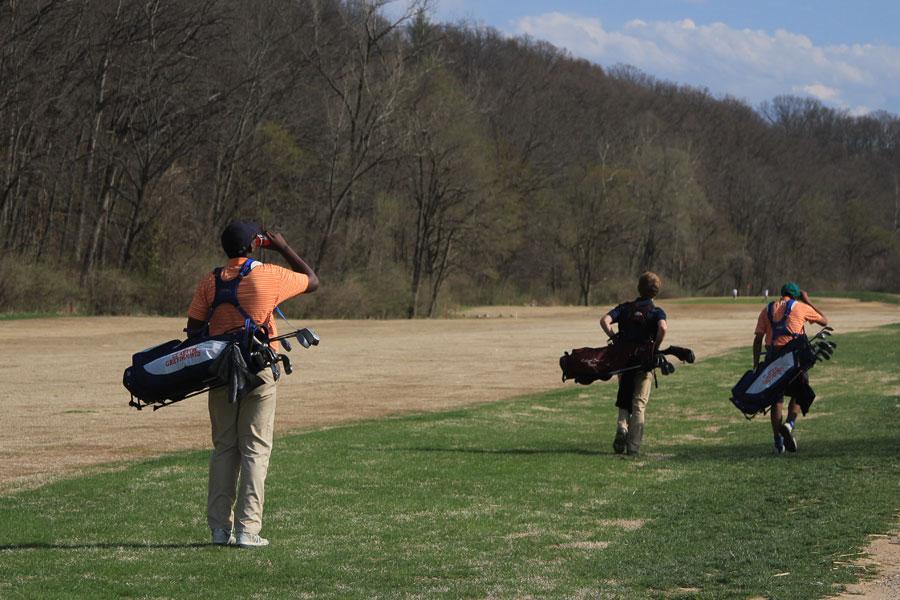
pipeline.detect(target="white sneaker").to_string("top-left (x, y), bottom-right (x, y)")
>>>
top-left (779, 422), bottom-right (798, 452)
top-left (211, 528), bottom-right (235, 545)
top-left (235, 531), bottom-right (270, 548)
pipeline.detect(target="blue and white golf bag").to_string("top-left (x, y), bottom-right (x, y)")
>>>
top-left (123, 258), bottom-right (319, 410)
top-left (730, 330), bottom-right (834, 419)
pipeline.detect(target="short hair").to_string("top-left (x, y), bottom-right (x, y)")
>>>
top-left (638, 272), bottom-right (661, 298)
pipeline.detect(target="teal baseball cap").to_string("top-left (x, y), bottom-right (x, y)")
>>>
top-left (781, 282), bottom-right (801, 299)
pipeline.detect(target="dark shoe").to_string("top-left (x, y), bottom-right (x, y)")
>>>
top-left (211, 528), bottom-right (234, 545)
top-left (779, 422), bottom-right (797, 452)
top-left (773, 435), bottom-right (785, 455)
top-left (613, 428), bottom-right (627, 454)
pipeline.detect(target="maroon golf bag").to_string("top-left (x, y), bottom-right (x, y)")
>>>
top-left (560, 341), bottom-right (695, 385)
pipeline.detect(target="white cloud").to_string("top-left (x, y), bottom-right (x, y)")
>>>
top-left (515, 13), bottom-right (680, 70)
top-left (796, 83), bottom-right (840, 102)
top-left (509, 13), bottom-right (900, 115)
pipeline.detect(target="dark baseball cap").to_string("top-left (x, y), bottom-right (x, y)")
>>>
top-left (221, 220), bottom-right (261, 258)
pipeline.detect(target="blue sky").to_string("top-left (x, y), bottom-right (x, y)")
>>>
top-left (407, 0), bottom-right (900, 115)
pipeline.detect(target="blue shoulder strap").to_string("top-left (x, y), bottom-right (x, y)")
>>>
top-left (767, 299), bottom-right (794, 323)
top-left (768, 299), bottom-right (799, 346)
top-left (204, 259), bottom-right (258, 334)
top-left (783, 298), bottom-right (794, 318)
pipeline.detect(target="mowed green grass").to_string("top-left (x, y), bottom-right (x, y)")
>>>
top-left (668, 291), bottom-right (900, 306)
top-left (816, 291), bottom-right (900, 305)
top-left (1, 327), bottom-right (898, 599)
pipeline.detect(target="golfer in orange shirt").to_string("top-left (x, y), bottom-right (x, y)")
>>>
top-left (187, 221), bottom-right (319, 548)
top-left (752, 283), bottom-right (828, 454)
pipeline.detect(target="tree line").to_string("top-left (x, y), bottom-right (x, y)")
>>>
top-left (2, 0), bottom-right (898, 318)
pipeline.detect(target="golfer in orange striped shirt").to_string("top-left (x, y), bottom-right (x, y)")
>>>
top-left (187, 221), bottom-right (318, 548)
top-left (752, 283), bottom-right (827, 454)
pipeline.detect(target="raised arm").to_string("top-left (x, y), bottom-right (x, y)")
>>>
top-left (799, 290), bottom-right (827, 325)
top-left (266, 231), bottom-right (319, 293)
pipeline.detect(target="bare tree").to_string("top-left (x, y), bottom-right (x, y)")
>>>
top-left (299, 0), bottom-right (426, 271)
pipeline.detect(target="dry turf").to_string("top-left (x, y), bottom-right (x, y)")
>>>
top-left (1, 297), bottom-right (898, 493)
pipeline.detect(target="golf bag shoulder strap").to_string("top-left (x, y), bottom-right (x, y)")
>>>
top-left (767, 299), bottom-right (800, 346)
top-left (622, 299), bottom-right (655, 322)
top-left (620, 299), bottom-right (659, 344)
top-left (205, 258), bottom-right (257, 327)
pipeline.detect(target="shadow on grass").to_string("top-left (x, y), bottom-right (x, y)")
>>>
top-left (665, 436), bottom-right (899, 462)
top-left (373, 446), bottom-right (603, 456)
top-left (369, 436), bottom-right (897, 462)
top-left (0, 542), bottom-right (213, 551)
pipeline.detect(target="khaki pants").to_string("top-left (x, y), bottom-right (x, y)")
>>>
top-left (207, 369), bottom-right (277, 534)
top-left (616, 371), bottom-right (653, 453)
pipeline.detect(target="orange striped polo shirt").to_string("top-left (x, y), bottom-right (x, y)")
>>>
top-left (754, 297), bottom-right (825, 348)
top-left (188, 258), bottom-right (309, 348)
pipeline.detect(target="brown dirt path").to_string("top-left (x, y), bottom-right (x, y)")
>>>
top-left (828, 527), bottom-right (900, 599)
top-left (1, 298), bottom-right (897, 492)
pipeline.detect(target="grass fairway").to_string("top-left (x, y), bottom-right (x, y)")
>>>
top-left (1, 327), bottom-right (898, 599)
top-left (817, 291), bottom-right (900, 305)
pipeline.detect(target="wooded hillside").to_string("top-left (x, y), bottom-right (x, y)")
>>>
top-left (2, 0), bottom-right (898, 317)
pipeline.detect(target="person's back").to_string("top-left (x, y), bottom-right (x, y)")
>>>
top-left (610, 297), bottom-right (666, 346)
top-left (755, 296), bottom-right (824, 351)
top-left (189, 260), bottom-right (309, 349)
top-left (600, 272), bottom-right (668, 456)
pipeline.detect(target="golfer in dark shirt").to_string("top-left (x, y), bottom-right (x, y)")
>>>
top-left (600, 272), bottom-right (668, 455)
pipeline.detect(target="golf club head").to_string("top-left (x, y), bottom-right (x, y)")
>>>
top-left (664, 345), bottom-right (695, 364)
top-left (816, 351), bottom-right (832, 361)
top-left (281, 337), bottom-right (293, 352)
top-left (811, 326), bottom-right (833, 341)
top-left (814, 342), bottom-right (834, 354)
top-left (298, 328), bottom-right (320, 347)
top-left (295, 333), bottom-right (311, 349)
top-left (279, 354), bottom-right (293, 375)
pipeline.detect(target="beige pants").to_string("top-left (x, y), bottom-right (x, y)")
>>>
top-left (616, 371), bottom-right (653, 453)
top-left (207, 369), bottom-right (277, 534)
